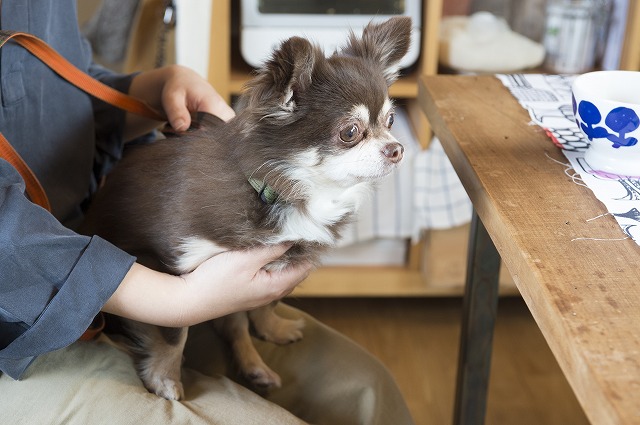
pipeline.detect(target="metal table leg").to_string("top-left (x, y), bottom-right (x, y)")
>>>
top-left (453, 210), bottom-right (501, 425)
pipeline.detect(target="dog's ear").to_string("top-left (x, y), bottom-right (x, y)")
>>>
top-left (270, 36), bottom-right (316, 107)
top-left (340, 17), bottom-right (412, 85)
top-left (243, 36), bottom-right (317, 116)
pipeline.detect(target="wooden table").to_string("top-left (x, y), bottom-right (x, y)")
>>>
top-left (419, 75), bottom-right (640, 425)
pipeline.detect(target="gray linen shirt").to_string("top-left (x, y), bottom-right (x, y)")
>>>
top-left (0, 0), bottom-right (137, 378)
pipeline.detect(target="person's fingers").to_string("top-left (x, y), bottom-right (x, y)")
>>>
top-left (197, 95), bottom-right (235, 122)
top-left (245, 243), bottom-right (293, 267)
top-left (276, 261), bottom-right (314, 286)
top-left (253, 260), bottom-right (314, 298)
top-left (164, 91), bottom-right (235, 131)
top-left (162, 88), bottom-right (191, 132)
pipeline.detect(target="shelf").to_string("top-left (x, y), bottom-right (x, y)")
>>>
top-left (230, 63), bottom-right (419, 99)
top-left (390, 74), bottom-right (419, 98)
top-left (291, 266), bottom-right (518, 297)
top-left (292, 267), bottom-right (433, 297)
top-left (289, 224), bottom-right (518, 298)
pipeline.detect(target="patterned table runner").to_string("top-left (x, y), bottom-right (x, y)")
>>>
top-left (498, 74), bottom-right (640, 245)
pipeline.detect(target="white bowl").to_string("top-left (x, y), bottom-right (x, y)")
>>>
top-left (572, 71), bottom-right (640, 178)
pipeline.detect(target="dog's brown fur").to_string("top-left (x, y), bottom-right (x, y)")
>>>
top-left (81, 17), bottom-right (412, 400)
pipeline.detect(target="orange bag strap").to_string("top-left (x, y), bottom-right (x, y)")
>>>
top-left (0, 30), bottom-right (166, 211)
top-left (0, 132), bottom-right (52, 210)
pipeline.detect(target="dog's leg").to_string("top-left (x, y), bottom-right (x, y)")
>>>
top-left (248, 301), bottom-right (305, 345)
top-left (124, 321), bottom-right (188, 400)
top-left (214, 312), bottom-right (282, 389)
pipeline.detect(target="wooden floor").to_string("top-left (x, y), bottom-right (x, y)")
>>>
top-left (287, 296), bottom-right (590, 425)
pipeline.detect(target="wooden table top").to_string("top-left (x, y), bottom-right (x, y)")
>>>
top-left (419, 75), bottom-right (640, 425)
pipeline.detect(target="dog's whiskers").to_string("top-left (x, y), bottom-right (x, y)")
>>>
top-left (250, 160), bottom-right (284, 180)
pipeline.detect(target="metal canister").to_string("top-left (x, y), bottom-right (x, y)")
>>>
top-left (543, 0), bottom-right (611, 74)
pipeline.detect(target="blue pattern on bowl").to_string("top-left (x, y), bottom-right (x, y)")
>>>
top-left (572, 94), bottom-right (639, 149)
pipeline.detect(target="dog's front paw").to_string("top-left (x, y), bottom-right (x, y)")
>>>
top-left (244, 364), bottom-right (282, 389)
top-left (255, 317), bottom-right (305, 345)
top-left (146, 376), bottom-right (185, 400)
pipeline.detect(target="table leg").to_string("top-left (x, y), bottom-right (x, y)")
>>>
top-left (453, 210), bottom-right (501, 425)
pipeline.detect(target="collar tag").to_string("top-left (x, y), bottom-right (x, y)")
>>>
top-left (248, 177), bottom-right (279, 205)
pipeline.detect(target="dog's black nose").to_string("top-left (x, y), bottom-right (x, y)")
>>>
top-left (382, 143), bottom-right (404, 163)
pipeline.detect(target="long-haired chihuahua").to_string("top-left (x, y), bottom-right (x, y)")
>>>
top-left (82, 17), bottom-right (412, 400)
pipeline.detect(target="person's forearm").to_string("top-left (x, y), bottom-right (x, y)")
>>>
top-left (102, 263), bottom-right (191, 327)
top-left (102, 245), bottom-right (313, 328)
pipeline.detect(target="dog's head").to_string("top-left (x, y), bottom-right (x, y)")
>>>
top-left (237, 17), bottom-right (412, 189)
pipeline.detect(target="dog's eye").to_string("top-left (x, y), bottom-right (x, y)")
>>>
top-left (340, 124), bottom-right (360, 143)
top-left (386, 113), bottom-right (395, 129)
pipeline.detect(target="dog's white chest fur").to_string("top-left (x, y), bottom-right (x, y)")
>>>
top-left (174, 182), bottom-right (370, 273)
top-left (270, 181), bottom-right (370, 244)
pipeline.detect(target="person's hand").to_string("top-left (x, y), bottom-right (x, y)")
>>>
top-left (176, 244), bottom-right (313, 325)
top-left (124, 64), bottom-right (235, 139)
top-left (104, 244), bottom-right (313, 327)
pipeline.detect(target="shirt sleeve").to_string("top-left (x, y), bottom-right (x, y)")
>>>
top-left (0, 161), bottom-right (136, 379)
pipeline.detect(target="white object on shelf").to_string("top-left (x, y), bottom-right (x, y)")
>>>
top-left (439, 12), bottom-right (545, 73)
top-left (239, 0), bottom-right (422, 70)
